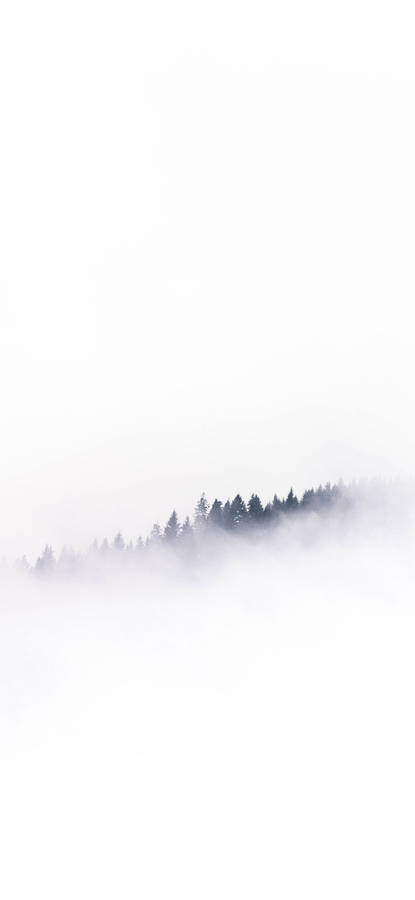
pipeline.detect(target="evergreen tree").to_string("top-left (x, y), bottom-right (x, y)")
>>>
top-left (148, 523), bottom-right (162, 544)
top-left (230, 494), bottom-right (247, 528)
top-left (222, 500), bottom-right (232, 530)
top-left (285, 488), bottom-right (299, 511)
top-left (180, 516), bottom-right (193, 537)
top-left (194, 493), bottom-right (209, 528)
top-left (301, 488), bottom-right (315, 509)
top-left (164, 509), bottom-right (179, 541)
top-left (208, 498), bottom-right (223, 528)
top-left (58, 546), bottom-right (78, 574)
top-left (113, 532), bottom-right (125, 551)
top-left (35, 545), bottom-right (56, 575)
top-left (247, 493), bottom-right (264, 522)
top-left (272, 494), bottom-right (283, 517)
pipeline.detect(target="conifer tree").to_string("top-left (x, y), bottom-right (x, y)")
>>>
top-left (208, 498), bottom-right (223, 528)
top-left (35, 545), bottom-right (56, 575)
top-left (285, 488), bottom-right (299, 511)
top-left (230, 494), bottom-right (247, 528)
top-left (247, 493), bottom-right (264, 522)
top-left (222, 500), bottom-right (232, 530)
top-left (164, 509), bottom-right (179, 541)
top-left (113, 532), bottom-right (125, 551)
top-left (194, 493), bottom-right (209, 528)
top-left (272, 494), bottom-right (282, 517)
top-left (180, 516), bottom-right (193, 537)
top-left (149, 523), bottom-right (162, 544)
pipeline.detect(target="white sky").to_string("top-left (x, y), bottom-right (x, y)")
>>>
top-left (1, 0), bottom-right (415, 557)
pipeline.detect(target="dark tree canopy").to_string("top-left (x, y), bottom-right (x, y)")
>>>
top-left (248, 493), bottom-right (264, 522)
top-left (19, 479), bottom-right (352, 578)
top-left (194, 493), bottom-right (209, 528)
top-left (164, 510), bottom-right (180, 541)
top-left (230, 494), bottom-right (248, 528)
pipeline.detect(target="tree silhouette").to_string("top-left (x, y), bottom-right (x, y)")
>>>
top-left (35, 545), bottom-right (56, 575)
top-left (230, 494), bottom-right (247, 528)
top-left (194, 493), bottom-right (209, 528)
top-left (113, 532), bottom-right (125, 551)
top-left (18, 479), bottom-right (350, 577)
top-left (208, 498), bottom-right (223, 528)
top-left (164, 510), bottom-right (180, 541)
top-left (247, 493), bottom-right (264, 522)
top-left (285, 488), bottom-right (299, 511)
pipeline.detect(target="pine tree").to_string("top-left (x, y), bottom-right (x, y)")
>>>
top-left (222, 500), bottom-right (232, 529)
top-left (285, 488), bottom-right (299, 511)
top-left (208, 498), bottom-right (223, 528)
top-left (164, 509), bottom-right (179, 541)
top-left (35, 545), bottom-right (56, 575)
top-left (194, 493), bottom-right (209, 528)
top-left (272, 494), bottom-right (282, 517)
top-left (301, 488), bottom-right (315, 509)
top-left (230, 494), bottom-right (247, 528)
top-left (113, 532), bottom-right (125, 551)
top-left (180, 516), bottom-right (193, 537)
top-left (149, 523), bottom-right (162, 544)
top-left (247, 493), bottom-right (264, 523)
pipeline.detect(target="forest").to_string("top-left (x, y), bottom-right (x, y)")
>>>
top-left (10, 480), bottom-right (363, 577)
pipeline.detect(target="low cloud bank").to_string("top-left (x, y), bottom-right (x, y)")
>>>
top-left (8, 477), bottom-right (415, 585)
top-left (1, 479), bottom-right (415, 898)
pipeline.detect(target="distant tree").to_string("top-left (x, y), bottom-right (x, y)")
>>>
top-left (322, 482), bottom-right (334, 506)
top-left (230, 494), bottom-right (247, 528)
top-left (301, 488), bottom-right (315, 510)
top-left (113, 532), bottom-right (125, 551)
top-left (148, 523), bottom-right (162, 546)
top-left (135, 536), bottom-right (144, 553)
top-left (35, 545), bottom-right (56, 575)
top-left (263, 502), bottom-right (273, 524)
top-left (285, 488), bottom-right (299, 511)
top-left (180, 516), bottom-right (193, 537)
top-left (208, 499), bottom-right (223, 528)
top-left (222, 499), bottom-right (232, 530)
top-left (100, 538), bottom-right (110, 555)
top-left (272, 494), bottom-right (283, 517)
top-left (247, 493), bottom-right (264, 523)
top-left (164, 509), bottom-right (180, 541)
top-left (194, 493), bottom-right (209, 528)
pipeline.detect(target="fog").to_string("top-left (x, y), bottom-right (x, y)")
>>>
top-left (2, 0), bottom-right (415, 893)
top-left (2, 0), bottom-right (415, 557)
top-left (2, 494), bottom-right (415, 898)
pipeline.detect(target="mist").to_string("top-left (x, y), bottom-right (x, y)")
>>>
top-left (2, 490), bottom-right (415, 898)
top-left (2, 0), bottom-right (415, 558)
top-left (2, 0), bottom-right (415, 894)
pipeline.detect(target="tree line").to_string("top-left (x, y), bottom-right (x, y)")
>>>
top-left (13, 481), bottom-right (348, 576)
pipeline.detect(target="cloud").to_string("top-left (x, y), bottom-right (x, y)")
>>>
top-left (1, 484), bottom-right (415, 897)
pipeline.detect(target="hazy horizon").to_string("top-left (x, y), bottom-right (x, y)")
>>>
top-left (2, 0), bottom-right (415, 896)
top-left (2, 0), bottom-right (415, 557)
